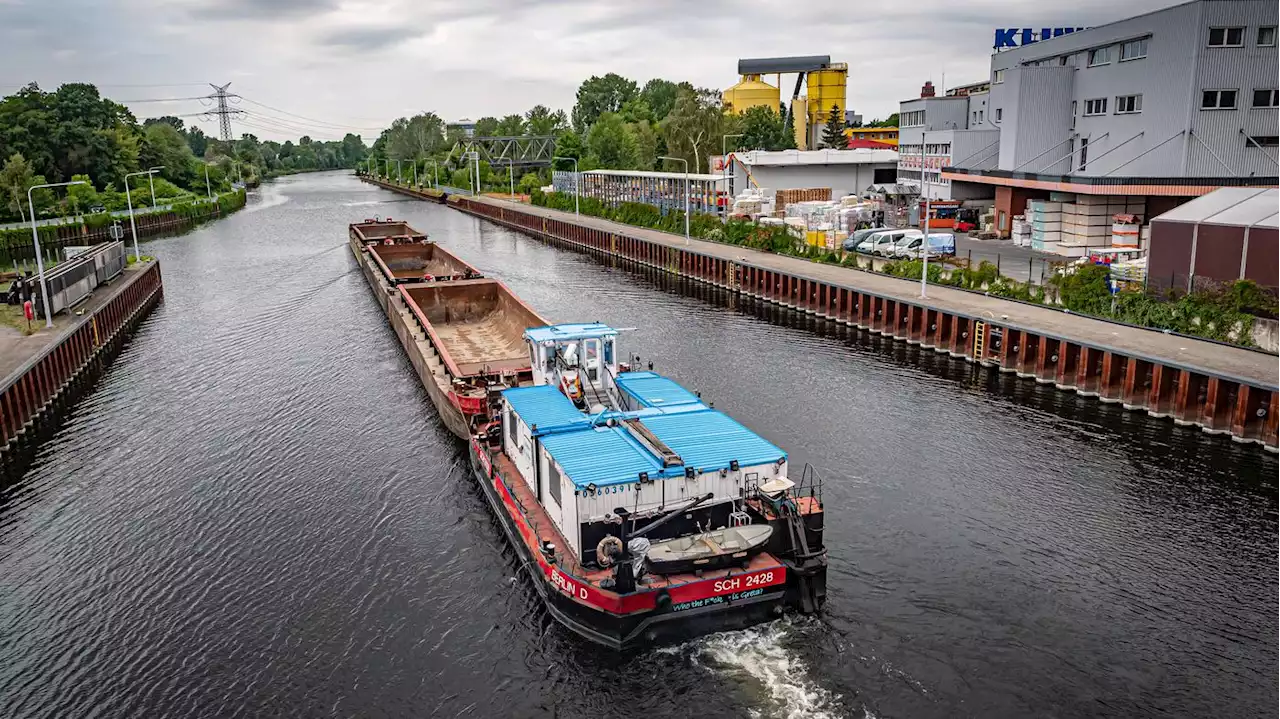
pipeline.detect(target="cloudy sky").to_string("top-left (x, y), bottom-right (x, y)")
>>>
top-left (2, 0), bottom-right (1176, 142)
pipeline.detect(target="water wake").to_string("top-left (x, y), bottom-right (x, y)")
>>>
top-left (686, 618), bottom-right (850, 719)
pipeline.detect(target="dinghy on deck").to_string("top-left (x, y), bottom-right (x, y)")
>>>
top-left (644, 525), bottom-right (774, 575)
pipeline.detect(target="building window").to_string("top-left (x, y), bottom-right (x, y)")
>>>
top-left (1201, 89), bottom-right (1238, 109)
top-left (1087, 47), bottom-right (1110, 66)
top-left (1119, 38), bottom-right (1148, 61)
top-left (978, 110), bottom-right (984, 123)
top-left (1079, 137), bottom-right (1089, 171)
top-left (1084, 98), bottom-right (1107, 116)
top-left (546, 459), bottom-right (562, 507)
top-left (1115, 94), bottom-right (1142, 114)
top-left (995, 108), bottom-right (1003, 122)
top-left (993, 69), bottom-right (1005, 84)
top-left (1253, 89), bottom-right (1279, 107)
top-left (901, 110), bottom-right (925, 127)
top-left (1259, 26), bottom-right (1277, 47)
top-left (1208, 27), bottom-right (1244, 47)
top-left (1246, 135), bottom-right (1280, 148)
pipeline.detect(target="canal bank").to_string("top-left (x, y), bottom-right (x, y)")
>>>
top-left (0, 260), bottom-right (163, 464)
top-left (425, 187), bottom-right (1275, 451)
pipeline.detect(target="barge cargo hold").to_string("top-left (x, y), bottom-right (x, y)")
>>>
top-left (471, 324), bottom-right (827, 649)
top-left (348, 219), bottom-right (543, 438)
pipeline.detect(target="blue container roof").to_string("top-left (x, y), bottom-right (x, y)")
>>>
top-left (641, 409), bottom-right (786, 473)
top-left (614, 371), bottom-right (704, 409)
top-left (539, 425), bottom-right (673, 488)
top-left (524, 323), bottom-right (617, 343)
top-left (502, 385), bottom-right (587, 432)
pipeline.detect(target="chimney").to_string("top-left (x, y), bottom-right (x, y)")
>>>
top-left (920, 80), bottom-right (936, 98)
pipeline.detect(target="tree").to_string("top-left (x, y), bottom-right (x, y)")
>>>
top-left (144, 116), bottom-right (185, 132)
top-left (474, 117), bottom-right (499, 136)
top-left (553, 130), bottom-right (585, 166)
top-left (140, 122), bottom-right (196, 188)
top-left (821, 103), bottom-right (845, 149)
top-left (185, 126), bottom-right (208, 157)
top-left (571, 73), bottom-right (638, 132)
top-left (496, 114), bottom-right (526, 136)
top-left (639, 79), bottom-right (686, 121)
top-left (629, 120), bottom-right (658, 170)
top-left (867, 113), bottom-right (899, 128)
top-left (525, 105), bottom-right (567, 136)
top-left (65, 173), bottom-right (98, 215)
top-left (779, 110), bottom-right (798, 150)
top-left (660, 86), bottom-right (725, 173)
top-left (0, 153), bottom-right (34, 221)
top-left (585, 112), bottom-right (638, 169)
top-left (738, 105), bottom-right (786, 151)
top-left (619, 98), bottom-right (654, 125)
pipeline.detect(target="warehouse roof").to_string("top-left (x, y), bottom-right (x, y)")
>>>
top-left (735, 148), bottom-right (898, 167)
top-left (1152, 188), bottom-right (1279, 229)
top-left (583, 169), bottom-right (726, 182)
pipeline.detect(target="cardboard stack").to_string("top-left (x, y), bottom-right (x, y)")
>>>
top-left (1054, 194), bottom-right (1147, 256)
top-left (1011, 216), bottom-right (1032, 246)
top-left (1112, 213), bottom-right (1141, 247)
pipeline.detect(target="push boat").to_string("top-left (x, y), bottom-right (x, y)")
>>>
top-left (349, 219), bottom-right (827, 649)
top-left (472, 324), bottom-right (828, 649)
top-left (349, 218), bottom-right (544, 438)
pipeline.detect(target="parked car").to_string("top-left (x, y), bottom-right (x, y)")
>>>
top-left (860, 227), bottom-right (911, 255)
top-left (898, 233), bottom-right (957, 259)
top-left (880, 229), bottom-right (921, 257)
top-left (842, 226), bottom-right (889, 252)
top-left (89, 205), bottom-right (106, 214)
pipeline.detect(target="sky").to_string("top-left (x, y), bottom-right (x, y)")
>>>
top-left (1, 0), bottom-right (1179, 143)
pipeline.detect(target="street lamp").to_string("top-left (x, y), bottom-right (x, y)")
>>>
top-left (396, 159), bottom-right (403, 184)
top-left (148, 166), bottom-right (164, 209)
top-left (721, 133), bottom-right (744, 221)
top-left (659, 156), bottom-right (690, 245)
top-left (412, 161), bottom-right (418, 187)
top-left (204, 163), bottom-right (212, 200)
top-left (508, 163), bottom-right (515, 199)
top-left (919, 133), bottom-right (931, 299)
top-left (384, 158), bottom-right (391, 179)
top-left (124, 168), bottom-right (160, 264)
top-left (27, 180), bottom-right (86, 328)
top-left (430, 159), bottom-right (440, 188)
top-left (552, 156), bottom-right (579, 215)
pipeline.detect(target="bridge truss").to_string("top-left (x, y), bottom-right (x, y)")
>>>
top-left (451, 135), bottom-right (557, 168)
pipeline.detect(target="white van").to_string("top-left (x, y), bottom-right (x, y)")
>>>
top-left (874, 229), bottom-right (922, 257)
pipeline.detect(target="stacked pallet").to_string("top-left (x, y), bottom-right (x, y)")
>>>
top-left (775, 188), bottom-right (832, 210)
top-left (1056, 195), bottom-right (1147, 256)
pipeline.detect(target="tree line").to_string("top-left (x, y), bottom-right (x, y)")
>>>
top-left (0, 82), bottom-right (369, 223)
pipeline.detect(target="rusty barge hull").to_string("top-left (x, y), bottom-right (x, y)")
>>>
top-left (441, 195), bottom-right (1279, 452)
top-left (349, 221), bottom-right (544, 438)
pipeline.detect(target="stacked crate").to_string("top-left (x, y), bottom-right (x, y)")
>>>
top-left (775, 188), bottom-right (833, 211)
top-left (1026, 200), bottom-right (1062, 252)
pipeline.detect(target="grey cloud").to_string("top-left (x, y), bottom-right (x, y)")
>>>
top-left (189, 0), bottom-right (341, 20)
top-left (315, 26), bottom-right (421, 52)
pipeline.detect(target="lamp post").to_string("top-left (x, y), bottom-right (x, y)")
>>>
top-left (431, 159), bottom-right (440, 187)
top-left (659, 156), bottom-right (690, 245)
top-left (551, 156), bottom-right (579, 216)
top-left (384, 158), bottom-right (391, 179)
top-left (412, 161), bottom-right (418, 187)
top-left (721, 133), bottom-right (743, 222)
top-left (508, 163), bottom-right (515, 198)
top-left (27, 180), bottom-right (86, 328)
top-left (204, 164), bottom-right (212, 200)
top-left (124, 168), bottom-right (160, 265)
top-left (148, 166), bottom-right (164, 209)
top-left (919, 133), bottom-right (931, 299)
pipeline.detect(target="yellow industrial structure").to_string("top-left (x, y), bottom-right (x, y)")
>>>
top-left (722, 74), bottom-right (780, 114)
top-left (724, 56), bottom-right (848, 150)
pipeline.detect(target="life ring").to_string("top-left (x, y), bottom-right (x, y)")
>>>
top-left (422, 273), bottom-right (435, 282)
top-left (596, 535), bottom-right (623, 567)
top-left (383, 238), bottom-right (394, 246)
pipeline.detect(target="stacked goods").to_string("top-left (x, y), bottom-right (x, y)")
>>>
top-left (1011, 216), bottom-right (1032, 246)
top-left (775, 188), bottom-right (832, 210)
top-left (1027, 199), bottom-right (1062, 252)
top-left (1112, 213), bottom-right (1141, 247)
top-left (1110, 256), bottom-right (1147, 284)
top-left (732, 189), bottom-right (775, 218)
top-left (1059, 195), bottom-right (1114, 254)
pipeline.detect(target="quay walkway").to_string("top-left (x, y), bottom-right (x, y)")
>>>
top-left (365, 177), bottom-right (1279, 450)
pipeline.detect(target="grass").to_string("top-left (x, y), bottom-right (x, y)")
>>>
top-left (0, 303), bottom-right (38, 335)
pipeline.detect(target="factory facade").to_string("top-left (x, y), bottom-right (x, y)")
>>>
top-left (899, 0), bottom-right (1278, 241)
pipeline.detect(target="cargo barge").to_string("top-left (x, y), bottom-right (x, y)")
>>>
top-left (349, 219), bottom-right (541, 437)
top-left (349, 219), bottom-right (827, 649)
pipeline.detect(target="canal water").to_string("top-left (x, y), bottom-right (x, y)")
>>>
top-left (1, 171), bottom-right (1274, 719)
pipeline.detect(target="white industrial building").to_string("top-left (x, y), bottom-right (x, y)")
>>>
top-left (728, 148), bottom-right (899, 201)
top-left (899, 0), bottom-right (1278, 243)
